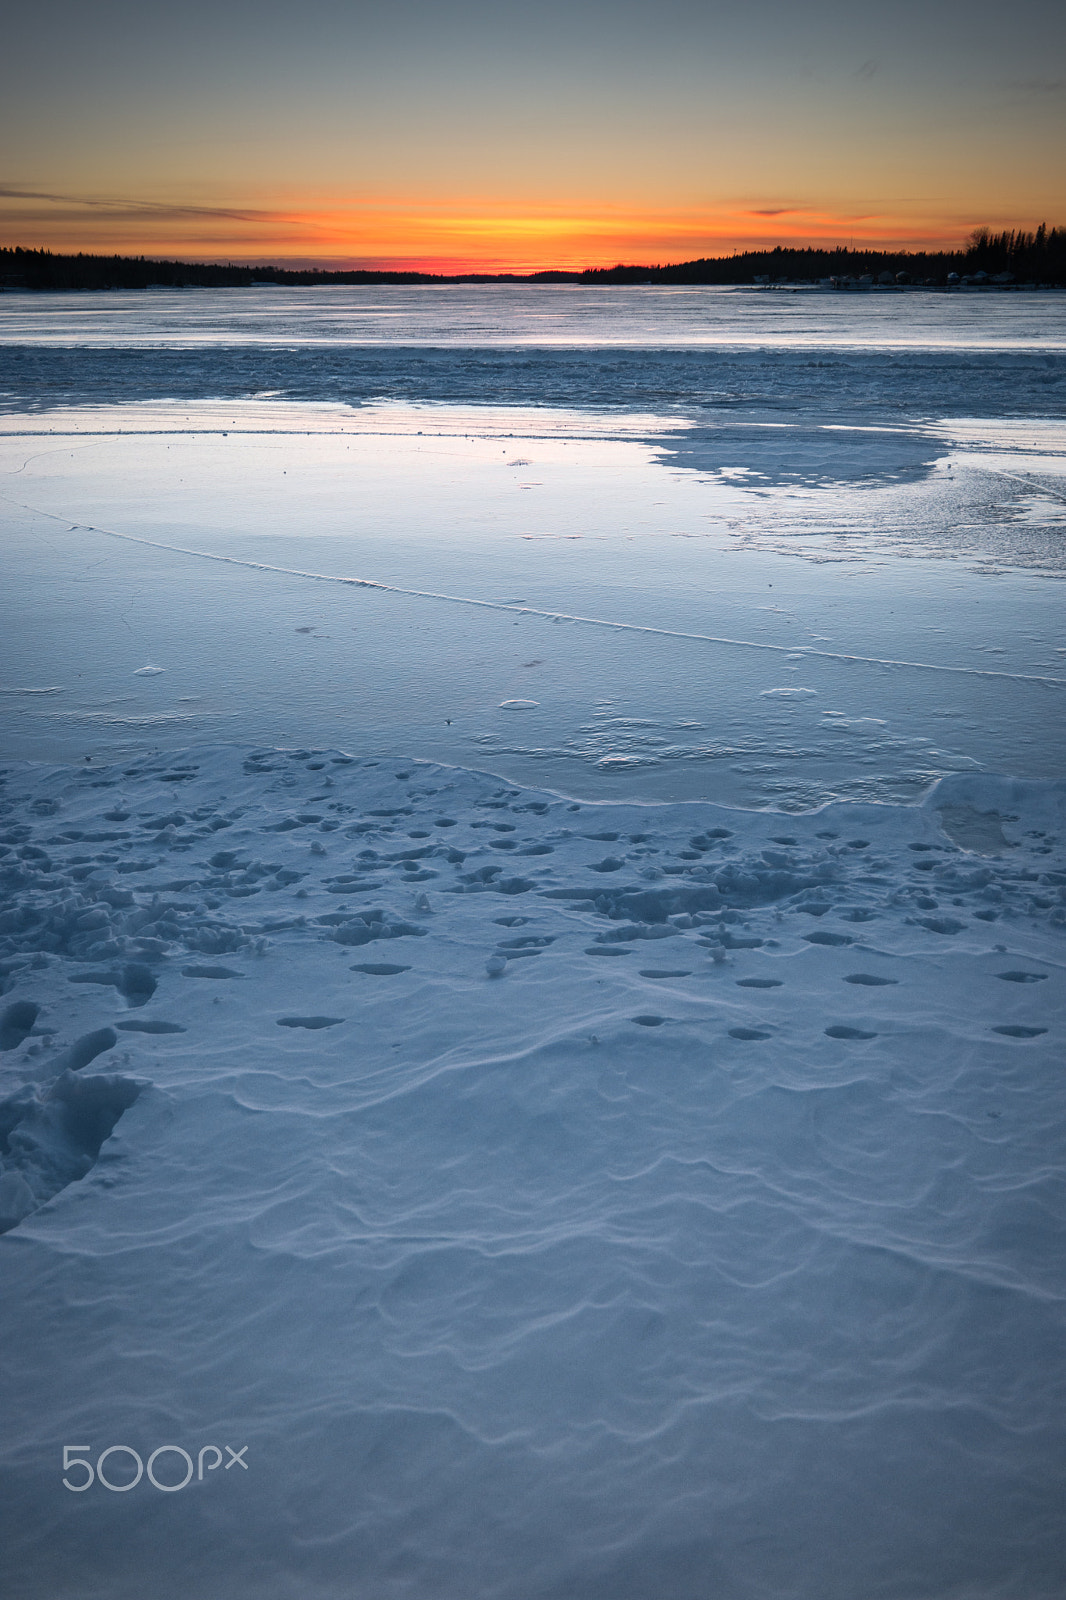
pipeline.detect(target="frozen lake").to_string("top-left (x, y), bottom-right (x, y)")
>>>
top-left (2, 282), bottom-right (1064, 348)
top-left (2, 288), bottom-right (1065, 1600)
top-left (2, 286), bottom-right (1065, 811)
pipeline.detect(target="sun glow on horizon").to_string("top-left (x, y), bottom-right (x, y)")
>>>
top-left (0, 188), bottom-right (1026, 274)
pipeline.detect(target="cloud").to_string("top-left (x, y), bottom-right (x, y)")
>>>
top-left (1007, 78), bottom-right (1066, 93)
top-left (0, 185), bottom-right (265, 223)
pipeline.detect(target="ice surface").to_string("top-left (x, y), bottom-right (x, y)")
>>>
top-left (1, 284), bottom-right (1064, 349)
top-left (1, 396), bottom-right (1063, 810)
top-left (3, 288), bottom-right (1066, 1598)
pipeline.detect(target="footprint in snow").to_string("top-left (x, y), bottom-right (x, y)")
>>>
top-left (992, 1025), bottom-right (1047, 1039)
top-left (729, 1027), bottom-right (772, 1041)
top-left (277, 1016), bottom-right (345, 1029)
top-left (736, 978), bottom-right (782, 988)
top-left (51, 1027), bottom-right (119, 1072)
top-left (115, 1019), bottom-right (187, 1034)
top-left (844, 974), bottom-right (898, 986)
top-left (640, 969), bottom-right (692, 979)
top-left (825, 1025), bottom-right (878, 1040)
top-left (996, 971), bottom-right (1047, 984)
top-left (0, 1001), bottom-right (40, 1051)
top-left (181, 965), bottom-right (243, 979)
top-left (350, 963), bottom-right (411, 976)
top-left (69, 962), bottom-right (157, 1007)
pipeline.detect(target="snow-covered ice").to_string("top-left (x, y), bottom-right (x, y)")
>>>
top-left (2, 287), bottom-right (1065, 1598)
top-left (0, 746), bottom-right (1064, 1598)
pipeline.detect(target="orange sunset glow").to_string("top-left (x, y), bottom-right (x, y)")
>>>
top-left (0, 191), bottom-right (1050, 275)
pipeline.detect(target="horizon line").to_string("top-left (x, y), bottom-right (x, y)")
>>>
top-left (3, 229), bottom-right (1061, 285)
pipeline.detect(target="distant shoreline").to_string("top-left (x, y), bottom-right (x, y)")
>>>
top-left (2, 230), bottom-right (1063, 292)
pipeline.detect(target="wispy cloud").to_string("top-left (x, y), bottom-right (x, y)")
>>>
top-left (0, 185), bottom-right (266, 223)
top-left (1006, 78), bottom-right (1066, 94)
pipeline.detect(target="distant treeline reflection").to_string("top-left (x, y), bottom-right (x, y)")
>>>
top-left (1, 227), bottom-right (1063, 291)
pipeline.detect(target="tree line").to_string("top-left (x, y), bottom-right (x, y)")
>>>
top-left (1, 227), bottom-right (1063, 291)
top-left (583, 227), bottom-right (1066, 285)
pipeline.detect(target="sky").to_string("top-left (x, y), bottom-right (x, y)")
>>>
top-left (2, 0), bottom-right (1064, 272)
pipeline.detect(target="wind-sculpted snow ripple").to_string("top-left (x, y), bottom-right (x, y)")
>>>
top-left (0, 744), bottom-right (1064, 1600)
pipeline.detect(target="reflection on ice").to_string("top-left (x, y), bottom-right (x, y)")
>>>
top-left (654, 419), bottom-right (942, 485)
top-left (1, 395), bottom-right (1064, 810)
